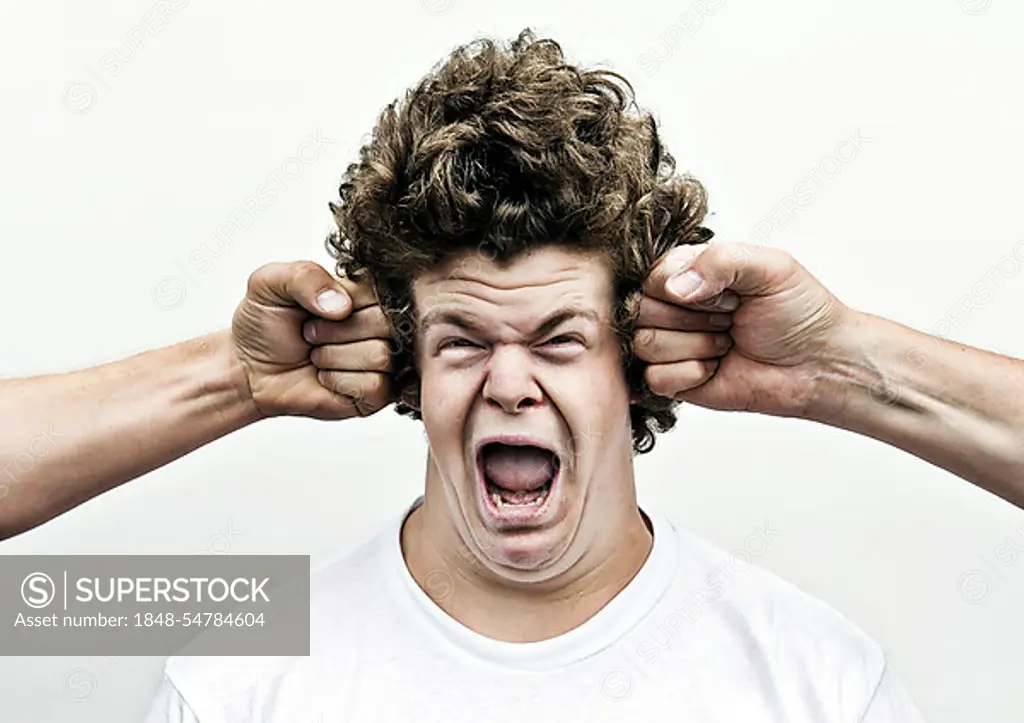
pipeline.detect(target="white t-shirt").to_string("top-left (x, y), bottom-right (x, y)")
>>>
top-left (145, 497), bottom-right (925, 722)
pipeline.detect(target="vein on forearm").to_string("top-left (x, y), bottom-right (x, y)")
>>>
top-left (814, 312), bottom-right (1024, 506)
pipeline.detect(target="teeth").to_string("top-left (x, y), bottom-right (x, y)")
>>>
top-left (490, 489), bottom-right (549, 509)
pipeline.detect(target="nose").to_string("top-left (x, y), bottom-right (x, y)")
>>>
top-left (482, 345), bottom-right (544, 414)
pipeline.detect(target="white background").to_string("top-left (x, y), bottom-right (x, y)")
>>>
top-left (1, 0), bottom-right (1023, 720)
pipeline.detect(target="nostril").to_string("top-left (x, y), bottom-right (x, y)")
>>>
top-left (482, 366), bottom-right (544, 412)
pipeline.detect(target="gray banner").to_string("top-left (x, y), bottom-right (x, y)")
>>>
top-left (0, 555), bottom-right (309, 655)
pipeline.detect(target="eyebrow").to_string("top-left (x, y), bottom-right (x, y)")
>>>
top-left (419, 305), bottom-right (601, 339)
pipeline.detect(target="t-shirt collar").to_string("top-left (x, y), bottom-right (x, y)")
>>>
top-left (386, 495), bottom-right (679, 671)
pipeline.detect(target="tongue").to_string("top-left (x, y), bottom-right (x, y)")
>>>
top-left (483, 445), bottom-right (553, 491)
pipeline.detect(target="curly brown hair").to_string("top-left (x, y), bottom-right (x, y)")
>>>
top-left (326, 28), bottom-right (713, 454)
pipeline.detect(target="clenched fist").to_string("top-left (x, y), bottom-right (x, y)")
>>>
top-left (231, 261), bottom-right (393, 420)
top-left (636, 241), bottom-right (852, 419)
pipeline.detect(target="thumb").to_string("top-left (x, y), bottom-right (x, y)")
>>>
top-left (246, 261), bottom-right (353, 319)
top-left (644, 243), bottom-right (709, 302)
top-left (650, 242), bottom-right (794, 305)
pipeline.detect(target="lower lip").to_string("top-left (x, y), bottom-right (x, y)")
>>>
top-left (478, 460), bottom-right (560, 527)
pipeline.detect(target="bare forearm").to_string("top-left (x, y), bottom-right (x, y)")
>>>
top-left (810, 310), bottom-right (1024, 507)
top-left (0, 330), bottom-right (261, 539)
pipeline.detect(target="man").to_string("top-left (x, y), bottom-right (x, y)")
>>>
top-left (142, 30), bottom-right (931, 722)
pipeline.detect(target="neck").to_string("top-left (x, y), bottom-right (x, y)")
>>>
top-left (401, 468), bottom-right (654, 643)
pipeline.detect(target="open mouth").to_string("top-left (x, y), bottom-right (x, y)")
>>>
top-left (477, 440), bottom-right (561, 510)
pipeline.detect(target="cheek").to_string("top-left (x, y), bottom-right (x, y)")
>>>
top-left (558, 346), bottom-right (629, 406)
top-left (418, 362), bottom-right (481, 441)
top-left (549, 354), bottom-right (632, 457)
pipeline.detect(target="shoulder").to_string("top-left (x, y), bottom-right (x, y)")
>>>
top-left (157, 524), bottom-right (395, 722)
top-left (664, 520), bottom-right (888, 715)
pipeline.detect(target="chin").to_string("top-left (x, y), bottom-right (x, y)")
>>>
top-left (474, 523), bottom-right (575, 574)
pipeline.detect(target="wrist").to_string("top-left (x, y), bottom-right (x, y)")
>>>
top-left (803, 307), bottom-right (880, 426)
top-left (201, 330), bottom-right (266, 426)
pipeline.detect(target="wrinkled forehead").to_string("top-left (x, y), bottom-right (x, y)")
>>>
top-left (411, 247), bottom-right (615, 323)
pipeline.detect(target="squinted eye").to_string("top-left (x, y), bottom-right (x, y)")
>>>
top-left (543, 335), bottom-right (582, 347)
top-left (439, 338), bottom-right (481, 351)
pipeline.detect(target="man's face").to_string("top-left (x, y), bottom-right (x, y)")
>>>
top-left (413, 246), bottom-right (636, 579)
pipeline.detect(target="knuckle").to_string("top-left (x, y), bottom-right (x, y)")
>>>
top-left (247, 263), bottom-right (277, 291)
top-left (337, 378), bottom-right (359, 399)
top-left (370, 340), bottom-right (392, 365)
top-left (292, 260), bottom-right (324, 286)
top-left (634, 327), bottom-right (657, 349)
top-left (765, 246), bottom-right (796, 271)
top-left (647, 360), bottom-right (708, 397)
top-left (348, 380), bottom-right (367, 402)
top-left (727, 241), bottom-right (757, 259)
top-left (334, 377), bottom-right (361, 400)
top-left (364, 374), bottom-right (385, 396)
top-left (644, 366), bottom-right (672, 396)
top-left (372, 307), bottom-right (393, 334)
top-left (669, 243), bottom-right (705, 264)
top-left (294, 259), bottom-right (322, 275)
top-left (366, 375), bottom-right (390, 403)
top-left (668, 364), bottom-right (700, 392)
